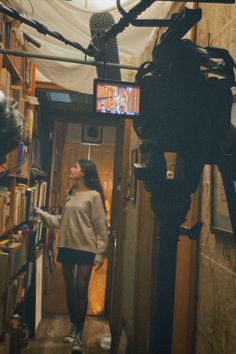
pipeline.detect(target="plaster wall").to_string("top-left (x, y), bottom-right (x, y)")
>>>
top-left (196, 166), bottom-right (236, 354)
top-left (195, 4), bottom-right (236, 353)
top-left (120, 127), bottom-right (141, 334)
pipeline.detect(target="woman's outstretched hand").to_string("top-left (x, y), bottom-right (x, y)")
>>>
top-left (94, 260), bottom-right (103, 271)
top-left (33, 207), bottom-right (44, 217)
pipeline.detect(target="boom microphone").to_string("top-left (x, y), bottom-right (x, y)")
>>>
top-left (89, 12), bottom-right (121, 80)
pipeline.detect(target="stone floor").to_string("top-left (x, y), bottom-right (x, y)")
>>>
top-left (0, 315), bottom-right (111, 354)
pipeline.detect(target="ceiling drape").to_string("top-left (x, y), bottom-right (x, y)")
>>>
top-left (10, 0), bottom-right (174, 93)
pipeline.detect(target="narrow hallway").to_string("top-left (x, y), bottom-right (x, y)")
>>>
top-left (0, 315), bottom-right (111, 354)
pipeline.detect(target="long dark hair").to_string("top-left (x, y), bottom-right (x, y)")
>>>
top-left (75, 159), bottom-right (106, 212)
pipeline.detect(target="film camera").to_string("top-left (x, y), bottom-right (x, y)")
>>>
top-left (133, 23), bottom-right (235, 199)
top-left (129, 7), bottom-right (236, 231)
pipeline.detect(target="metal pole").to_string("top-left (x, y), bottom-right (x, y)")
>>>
top-left (154, 223), bottom-right (179, 354)
top-left (0, 48), bottom-right (139, 71)
top-left (137, 151), bottom-right (191, 354)
top-left (0, 1), bottom-right (88, 55)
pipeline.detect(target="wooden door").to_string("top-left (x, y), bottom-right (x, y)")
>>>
top-left (105, 120), bottom-right (132, 338)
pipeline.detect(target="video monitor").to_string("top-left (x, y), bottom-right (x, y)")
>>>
top-left (93, 79), bottom-right (141, 118)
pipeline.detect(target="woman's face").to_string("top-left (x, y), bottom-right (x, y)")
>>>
top-left (69, 163), bottom-right (84, 180)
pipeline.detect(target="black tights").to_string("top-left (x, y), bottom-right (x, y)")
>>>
top-left (62, 263), bottom-right (94, 333)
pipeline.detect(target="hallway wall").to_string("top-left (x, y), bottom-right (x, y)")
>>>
top-left (110, 123), bottom-right (156, 354)
top-left (119, 128), bottom-right (142, 333)
top-left (195, 4), bottom-right (236, 354)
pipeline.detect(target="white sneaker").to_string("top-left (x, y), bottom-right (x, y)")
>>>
top-left (63, 323), bottom-right (77, 343)
top-left (72, 332), bottom-right (83, 352)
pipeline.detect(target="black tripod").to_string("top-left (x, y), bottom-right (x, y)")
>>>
top-left (135, 148), bottom-right (236, 354)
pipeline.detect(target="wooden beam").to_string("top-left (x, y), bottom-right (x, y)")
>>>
top-left (47, 108), bottom-right (123, 127)
top-left (36, 81), bottom-right (68, 91)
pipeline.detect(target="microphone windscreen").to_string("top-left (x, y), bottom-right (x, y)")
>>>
top-left (90, 12), bottom-right (121, 80)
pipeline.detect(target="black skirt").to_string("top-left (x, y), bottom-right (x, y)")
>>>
top-left (57, 247), bottom-right (95, 266)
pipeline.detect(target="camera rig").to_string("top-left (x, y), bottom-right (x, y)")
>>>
top-left (130, 6), bottom-right (236, 354)
top-left (133, 7), bottom-right (236, 232)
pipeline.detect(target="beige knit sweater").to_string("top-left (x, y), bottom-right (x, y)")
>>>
top-left (38, 190), bottom-right (108, 263)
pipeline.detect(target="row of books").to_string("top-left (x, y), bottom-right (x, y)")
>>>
top-left (0, 235), bottom-right (28, 291)
top-left (6, 142), bottom-right (28, 176)
top-left (0, 225), bottom-right (41, 292)
top-left (0, 185), bottom-right (11, 233)
top-left (0, 180), bottom-right (47, 231)
top-left (0, 222), bottom-right (43, 336)
top-left (25, 180), bottom-right (48, 221)
top-left (0, 270), bottom-right (28, 336)
top-left (0, 222), bottom-right (43, 291)
top-left (13, 183), bottom-right (27, 226)
top-left (14, 180), bottom-right (47, 224)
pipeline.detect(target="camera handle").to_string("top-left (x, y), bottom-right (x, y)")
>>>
top-left (151, 182), bottom-right (192, 354)
top-left (134, 149), bottom-right (195, 353)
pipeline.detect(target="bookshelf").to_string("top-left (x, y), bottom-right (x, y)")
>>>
top-left (0, 15), bottom-right (48, 340)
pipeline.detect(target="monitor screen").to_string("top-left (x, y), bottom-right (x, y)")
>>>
top-left (93, 79), bottom-right (141, 118)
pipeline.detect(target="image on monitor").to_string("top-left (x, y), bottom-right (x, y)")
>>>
top-left (94, 79), bottom-right (141, 117)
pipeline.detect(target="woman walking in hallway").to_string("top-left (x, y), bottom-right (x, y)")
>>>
top-left (34, 159), bottom-right (108, 352)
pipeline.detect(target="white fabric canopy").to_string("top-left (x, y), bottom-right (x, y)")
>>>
top-left (10, 0), bottom-right (174, 93)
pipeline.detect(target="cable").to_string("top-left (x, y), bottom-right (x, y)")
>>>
top-left (0, 1), bottom-right (91, 55)
top-left (104, 0), bottom-right (156, 40)
top-left (0, 0), bottom-right (158, 58)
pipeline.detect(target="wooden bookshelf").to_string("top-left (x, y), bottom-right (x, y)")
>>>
top-left (0, 14), bottom-right (47, 339)
top-left (2, 53), bottom-right (23, 82)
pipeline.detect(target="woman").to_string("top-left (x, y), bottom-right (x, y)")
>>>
top-left (34, 159), bottom-right (108, 352)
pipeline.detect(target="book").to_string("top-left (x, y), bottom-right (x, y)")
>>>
top-left (35, 220), bottom-right (43, 245)
top-left (13, 183), bottom-right (27, 225)
top-left (15, 271), bottom-right (27, 304)
top-left (25, 187), bottom-right (35, 221)
top-left (28, 230), bottom-right (37, 262)
top-left (0, 240), bottom-right (26, 279)
top-left (38, 181), bottom-right (47, 208)
top-left (0, 185), bottom-right (11, 232)
top-left (0, 250), bottom-right (10, 291)
top-left (16, 142), bottom-right (25, 175)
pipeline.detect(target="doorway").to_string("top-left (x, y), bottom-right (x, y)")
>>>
top-left (43, 122), bottom-right (116, 316)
